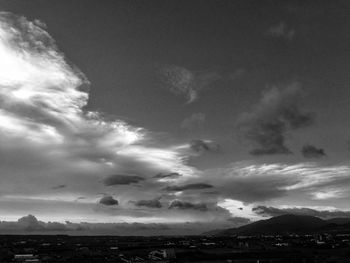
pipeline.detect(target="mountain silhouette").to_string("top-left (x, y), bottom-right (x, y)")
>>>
top-left (210, 214), bottom-right (350, 235)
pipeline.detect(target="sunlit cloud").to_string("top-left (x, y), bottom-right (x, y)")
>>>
top-left (0, 12), bottom-right (199, 222)
top-left (311, 189), bottom-right (344, 200)
top-left (218, 199), bottom-right (262, 220)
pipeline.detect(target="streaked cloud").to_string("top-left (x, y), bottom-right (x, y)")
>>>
top-left (153, 172), bottom-right (181, 180)
top-left (103, 175), bottom-right (145, 186)
top-left (165, 183), bottom-right (213, 192)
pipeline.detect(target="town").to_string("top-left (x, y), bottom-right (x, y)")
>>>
top-left (1, 233), bottom-right (350, 263)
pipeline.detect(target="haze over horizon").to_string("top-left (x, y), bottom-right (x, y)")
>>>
top-left (0, 0), bottom-right (350, 235)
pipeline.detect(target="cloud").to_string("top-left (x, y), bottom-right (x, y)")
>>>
top-left (311, 189), bottom-right (344, 200)
top-left (266, 22), bottom-right (295, 40)
top-left (103, 175), bottom-right (145, 186)
top-left (99, 195), bottom-right (119, 206)
top-left (153, 172), bottom-right (181, 179)
top-left (17, 214), bottom-right (45, 231)
top-left (228, 69), bottom-right (246, 80)
top-left (133, 198), bottom-right (162, 208)
top-left (51, 184), bottom-right (66, 190)
top-left (302, 144), bottom-right (326, 158)
top-left (168, 200), bottom-right (208, 211)
top-left (165, 183), bottom-right (213, 192)
top-left (0, 214), bottom-right (239, 235)
top-left (181, 113), bottom-right (206, 130)
top-left (12, 215), bottom-right (69, 232)
top-left (237, 83), bottom-right (313, 155)
top-left (158, 66), bottom-right (220, 103)
top-left (253, 205), bottom-right (350, 219)
top-left (198, 161), bottom-right (350, 204)
top-left (0, 11), bottom-right (201, 221)
top-left (227, 217), bottom-right (251, 225)
top-left (190, 139), bottom-right (220, 153)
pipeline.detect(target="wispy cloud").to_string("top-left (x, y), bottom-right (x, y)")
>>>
top-left (237, 83), bottom-right (313, 155)
top-left (158, 66), bottom-right (220, 103)
top-left (266, 22), bottom-right (295, 40)
top-left (190, 139), bottom-right (220, 153)
top-left (165, 183), bottom-right (213, 192)
top-left (181, 113), bottom-right (206, 130)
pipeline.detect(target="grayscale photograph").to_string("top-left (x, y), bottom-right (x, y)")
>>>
top-left (0, 0), bottom-right (349, 262)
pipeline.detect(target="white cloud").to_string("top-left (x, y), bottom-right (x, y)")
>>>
top-left (0, 12), bottom-right (199, 221)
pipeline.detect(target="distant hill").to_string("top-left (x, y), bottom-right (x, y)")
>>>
top-left (209, 214), bottom-right (350, 236)
top-left (326, 218), bottom-right (350, 225)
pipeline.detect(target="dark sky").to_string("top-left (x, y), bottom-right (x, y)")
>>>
top-left (0, 0), bottom-right (350, 232)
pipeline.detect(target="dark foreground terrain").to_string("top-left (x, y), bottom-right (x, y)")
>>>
top-left (3, 215), bottom-right (350, 262)
top-left (1, 233), bottom-right (350, 263)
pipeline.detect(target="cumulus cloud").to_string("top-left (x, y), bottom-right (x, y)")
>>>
top-left (17, 214), bottom-right (45, 231)
top-left (238, 83), bottom-right (313, 155)
top-left (133, 198), bottom-right (162, 208)
top-left (6, 215), bottom-right (69, 232)
top-left (158, 66), bottom-right (220, 103)
top-left (165, 183), bottom-right (213, 192)
top-left (99, 195), bottom-right (119, 206)
top-left (0, 214), bottom-right (239, 235)
top-left (168, 200), bottom-right (208, 211)
top-left (266, 22), bottom-right (295, 40)
top-left (302, 144), bottom-right (326, 158)
top-left (103, 175), bottom-right (145, 186)
top-left (253, 205), bottom-right (350, 219)
top-left (181, 113), bottom-right (206, 130)
top-left (190, 139), bottom-right (220, 153)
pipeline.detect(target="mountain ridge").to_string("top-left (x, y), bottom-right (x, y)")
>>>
top-left (207, 214), bottom-right (350, 236)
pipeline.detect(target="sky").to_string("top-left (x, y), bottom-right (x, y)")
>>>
top-left (0, 0), bottom-right (350, 235)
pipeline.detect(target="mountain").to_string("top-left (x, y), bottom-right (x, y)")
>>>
top-left (211, 215), bottom-right (350, 236)
top-left (326, 218), bottom-right (350, 225)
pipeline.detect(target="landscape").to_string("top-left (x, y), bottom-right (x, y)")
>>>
top-left (0, 0), bottom-right (350, 262)
top-left (2, 214), bottom-right (350, 262)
